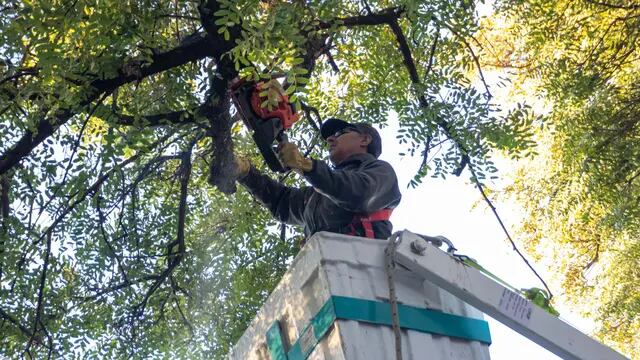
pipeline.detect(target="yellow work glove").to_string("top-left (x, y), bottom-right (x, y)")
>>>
top-left (234, 156), bottom-right (251, 179)
top-left (278, 142), bottom-right (313, 173)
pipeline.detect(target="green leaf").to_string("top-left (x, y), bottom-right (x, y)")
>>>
top-left (213, 9), bottom-right (230, 17)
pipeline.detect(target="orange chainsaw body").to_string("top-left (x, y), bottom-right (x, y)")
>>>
top-left (231, 79), bottom-right (300, 173)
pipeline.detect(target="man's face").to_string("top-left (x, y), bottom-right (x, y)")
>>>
top-left (326, 127), bottom-right (371, 165)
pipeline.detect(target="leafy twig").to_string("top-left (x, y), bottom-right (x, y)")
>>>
top-left (424, 30), bottom-right (439, 80)
top-left (75, 275), bottom-right (159, 303)
top-left (96, 196), bottom-right (130, 283)
top-left (440, 23), bottom-right (493, 100)
top-left (173, 297), bottom-right (194, 340)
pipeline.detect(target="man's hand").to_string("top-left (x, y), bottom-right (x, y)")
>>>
top-left (234, 156), bottom-right (251, 179)
top-left (278, 143), bottom-right (313, 173)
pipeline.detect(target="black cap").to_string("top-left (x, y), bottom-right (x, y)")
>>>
top-left (320, 118), bottom-right (382, 158)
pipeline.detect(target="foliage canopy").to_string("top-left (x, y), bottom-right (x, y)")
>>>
top-left (0, 0), bottom-right (543, 358)
top-left (489, 0), bottom-right (640, 356)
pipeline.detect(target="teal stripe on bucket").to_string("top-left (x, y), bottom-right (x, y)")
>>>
top-left (332, 295), bottom-right (492, 345)
top-left (268, 296), bottom-right (491, 360)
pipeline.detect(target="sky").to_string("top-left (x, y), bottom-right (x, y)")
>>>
top-left (378, 117), bottom-right (592, 360)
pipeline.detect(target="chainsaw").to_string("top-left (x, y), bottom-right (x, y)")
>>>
top-left (230, 79), bottom-right (300, 173)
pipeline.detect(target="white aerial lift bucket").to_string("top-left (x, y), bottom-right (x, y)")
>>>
top-left (229, 231), bottom-right (627, 360)
top-left (228, 231), bottom-right (491, 360)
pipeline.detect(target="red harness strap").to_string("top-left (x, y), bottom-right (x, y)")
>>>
top-left (349, 208), bottom-right (394, 238)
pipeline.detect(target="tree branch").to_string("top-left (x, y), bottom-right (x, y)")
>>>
top-left (383, 15), bottom-right (474, 175)
top-left (388, 17), bottom-right (421, 84)
top-left (32, 154), bottom-right (141, 248)
top-left (25, 231), bottom-right (52, 355)
top-left (0, 308), bottom-right (39, 345)
top-left (453, 154), bottom-right (470, 176)
top-left (198, 1), bottom-right (242, 63)
top-left (171, 148), bottom-right (192, 268)
top-left (0, 32), bottom-right (214, 176)
top-left (75, 275), bottom-right (159, 303)
top-left (424, 31), bottom-right (439, 80)
top-left (300, 101), bottom-right (322, 131)
top-left (204, 78), bottom-right (236, 194)
top-left (317, 7), bottom-right (403, 29)
top-left (0, 172), bottom-right (9, 283)
top-left (0, 67), bottom-right (38, 86)
top-left (584, 242), bottom-right (601, 271)
top-left (102, 104), bottom-right (209, 127)
top-left (173, 297), bottom-right (194, 340)
top-left (584, 0), bottom-right (640, 10)
top-left (88, 32), bottom-right (214, 94)
top-left (133, 141), bottom-right (193, 318)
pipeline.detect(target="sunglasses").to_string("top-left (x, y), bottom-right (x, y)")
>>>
top-left (331, 127), bottom-right (359, 139)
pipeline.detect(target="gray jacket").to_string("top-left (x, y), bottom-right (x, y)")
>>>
top-left (239, 153), bottom-right (402, 239)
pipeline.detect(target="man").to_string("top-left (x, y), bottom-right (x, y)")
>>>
top-left (235, 118), bottom-right (401, 240)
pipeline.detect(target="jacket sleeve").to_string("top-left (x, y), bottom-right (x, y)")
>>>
top-left (238, 166), bottom-right (309, 226)
top-left (303, 159), bottom-right (400, 213)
